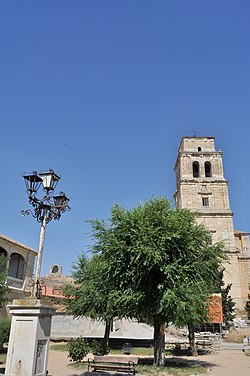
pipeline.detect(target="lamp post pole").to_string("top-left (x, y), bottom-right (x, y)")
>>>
top-left (34, 215), bottom-right (47, 297)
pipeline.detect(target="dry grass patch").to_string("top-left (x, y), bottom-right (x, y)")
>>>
top-left (69, 361), bottom-right (207, 375)
top-left (226, 328), bottom-right (250, 343)
top-left (50, 343), bottom-right (69, 352)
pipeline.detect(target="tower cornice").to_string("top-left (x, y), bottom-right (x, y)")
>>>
top-left (178, 178), bottom-right (229, 184)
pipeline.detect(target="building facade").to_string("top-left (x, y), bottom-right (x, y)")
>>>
top-left (0, 234), bottom-right (37, 309)
top-left (40, 264), bottom-right (74, 311)
top-left (174, 137), bottom-right (250, 312)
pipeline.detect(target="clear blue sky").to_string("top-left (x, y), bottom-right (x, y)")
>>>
top-left (0, 1), bottom-right (249, 276)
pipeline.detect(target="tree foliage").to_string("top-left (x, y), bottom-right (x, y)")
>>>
top-left (64, 253), bottom-right (114, 321)
top-left (0, 254), bottom-right (9, 309)
top-left (221, 283), bottom-right (235, 327)
top-left (212, 270), bottom-right (235, 328)
top-left (65, 197), bottom-right (225, 364)
top-left (64, 253), bottom-right (114, 347)
top-left (245, 292), bottom-right (250, 320)
top-left (0, 317), bottom-right (11, 350)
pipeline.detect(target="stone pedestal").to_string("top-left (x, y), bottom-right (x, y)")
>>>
top-left (5, 298), bottom-right (56, 376)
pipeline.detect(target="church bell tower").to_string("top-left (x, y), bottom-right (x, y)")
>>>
top-left (174, 136), bottom-right (247, 311)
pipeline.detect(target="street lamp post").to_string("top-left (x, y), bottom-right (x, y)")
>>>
top-left (5, 169), bottom-right (70, 376)
top-left (21, 169), bottom-right (70, 298)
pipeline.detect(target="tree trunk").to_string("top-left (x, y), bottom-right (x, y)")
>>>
top-left (188, 321), bottom-right (198, 356)
top-left (103, 320), bottom-right (112, 348)
top-left (153, 317), bottom-right (165, 366)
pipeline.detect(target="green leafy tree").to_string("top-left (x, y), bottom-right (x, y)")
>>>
top-left (221, 283), bottom-right (235, 327)
top-left (64, 254), bottom-right (114, 347)
top-left (0, 254), bottom-right (9, 309)
top-left (212, 270), bottom-right (235, 328)
top-left (66, 197), bottom-right (225, 365)
top-left (245, 292), bottom-right (250, 320)
top-left (0, 318), bottom-right (11, 350)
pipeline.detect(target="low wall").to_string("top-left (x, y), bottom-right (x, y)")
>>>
top-left (51, 316), bottom-right (154, 341)
top-left (51, 315), bottom-right (106, 339)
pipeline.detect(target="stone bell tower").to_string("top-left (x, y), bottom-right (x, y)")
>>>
top-left (174, 136), bottom-right (250, 312)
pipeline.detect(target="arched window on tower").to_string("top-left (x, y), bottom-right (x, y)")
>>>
top-left (192, 161), bottom-right (199, 178)
top-left (9, 253), bottom-right (25, 279)
top-left (52, 265), bottom-right (59, 274)
top-left (205, 161), bottom-right (212, 177)
top-left (0, 247), bottom-right (7, 273)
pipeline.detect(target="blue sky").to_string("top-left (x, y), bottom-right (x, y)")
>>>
top-left (0, 1), bottom-right (249, 275)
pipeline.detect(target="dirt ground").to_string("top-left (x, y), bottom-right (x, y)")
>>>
top-left (47, 348), bottom-right (250, 376)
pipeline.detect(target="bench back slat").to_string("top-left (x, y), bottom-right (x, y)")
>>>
top-left (92, 355), bottom-right (138, 364)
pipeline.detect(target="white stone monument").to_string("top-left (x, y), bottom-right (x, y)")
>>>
top-left (5, 298), bottom-right (55, 376)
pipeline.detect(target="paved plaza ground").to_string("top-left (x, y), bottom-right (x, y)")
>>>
top-left (0, 342), bottom-right (250, 376)
top-left (1, 343), bottom-right (249, 375)
top-left (47, 347), bottom-right (250, 376)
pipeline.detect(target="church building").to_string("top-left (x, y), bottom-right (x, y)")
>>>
top-left (174, 136), bottom-right (250, 313)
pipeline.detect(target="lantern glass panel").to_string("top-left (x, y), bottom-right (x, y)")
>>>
top-left (54, 194), bottom-right (69, 207)
top-left (40, 170), bottom-right (61, 191)
top-left (23, 173), bottom-right (42, 194)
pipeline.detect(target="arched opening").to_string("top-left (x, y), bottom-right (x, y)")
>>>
top-left (52, 265), bottom-right (59, 274)
top-left (198, 147), bottom-right (201, 151)
top-left (205, 161), bottom-right (212, 177)
top-left (9, 253), bottom-right (25, 279)
top-left (192, 161), bottom-right (199, 178)
top-left (0, 247), bottom-right (7, 273)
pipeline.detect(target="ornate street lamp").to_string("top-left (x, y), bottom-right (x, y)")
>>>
top-left (22, 169), bottom-right (70, 298)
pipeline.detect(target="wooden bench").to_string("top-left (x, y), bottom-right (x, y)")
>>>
top-left (196, 339), bottom-right (213, 350)
top-left (88, 355), bottom-right (138, 374)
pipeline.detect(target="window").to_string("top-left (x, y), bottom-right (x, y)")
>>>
top-left (192, 162), bottom-right (199, 178)
top-left (9, 253), bottom-right (25, 279)
top-left (204, 161), bottom-right (212, 177)
top-left (198, 147), bottom-right (201, 151)
top-left (202, 197), bottom-right (209, 207)
top-left (52, 265), bottom-right (59, 273)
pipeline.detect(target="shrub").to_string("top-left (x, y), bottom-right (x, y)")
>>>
top-left (0, 318), bottom-right (11, 350)
top-left (90, 340), bottom-right (109, 355)
top-left (68, 337), bottom-right (90, 362)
